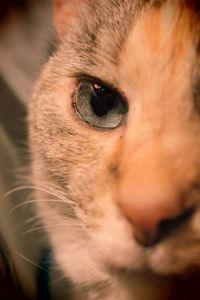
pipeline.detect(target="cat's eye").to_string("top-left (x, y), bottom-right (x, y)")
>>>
top-left (72, 81), bottom-right (127, 129)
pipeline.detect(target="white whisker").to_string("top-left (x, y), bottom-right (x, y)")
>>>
top-left (14, 250), bottom-right (47, 272)
top-left (7, 198), bottom-right (73, 215)
top-left (50, 274), bottom-right (67, 286)
top-left (52, 217), bottom-right (81, 225)
top-left (18, 223), bottom-right (83, 236)
top-left (14, 218), bottom-right (41, 231)
top-left (3, 185), bottom-right (74, 205)
top-left (20, 215), bottom-right (43, 225)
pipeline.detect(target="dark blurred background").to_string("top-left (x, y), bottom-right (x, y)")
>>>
top-left (0, 0), bottom-right (31, 21)
top-left (0, 0), bottom-right (53, 152)
top-left (0, 2), bottom-right (54, 298)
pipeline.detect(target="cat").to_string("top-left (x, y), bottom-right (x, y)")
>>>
top-left (29, 0), bottom-right (200, 299)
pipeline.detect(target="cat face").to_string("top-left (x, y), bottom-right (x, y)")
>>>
top-left (30, 0), bottom-right (200, 286)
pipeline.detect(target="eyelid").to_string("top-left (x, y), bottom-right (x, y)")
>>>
top-left (76, 74), bottom-right (115, 90)
top-left (74, 73), bottom-right (128, 106)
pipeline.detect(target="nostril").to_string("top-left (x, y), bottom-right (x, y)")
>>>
top-left (158, 206), bottom-right (195, 242)
top-left (134, 207), bottom-right (195, 248)
top-left (134, 228), bottom-right (159, 248)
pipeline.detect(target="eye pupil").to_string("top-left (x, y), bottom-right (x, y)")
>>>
top-left (90, 85), bottom-right (117, 117)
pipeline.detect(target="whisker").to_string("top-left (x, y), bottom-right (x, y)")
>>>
top-left (7, 198), bottom-right (74, 215)
top-left (14, 250), bottom-right (47, 272)
top-left (50, 274), bottom-right (67, 286)
top-left (17, 210), bottom-right (78, 228)
top-left (3, 185), bottom-right (75, 205)
top-left (52, 217), bottom-right (81, 225)
top-left (21, 215), bottom-right (43, 224)
top-left (15, 210), bottom-right (53, 228)
top-left (18, 216), bottom-right (43, 228)
top-left (18, 223), bottom-right (83, 237)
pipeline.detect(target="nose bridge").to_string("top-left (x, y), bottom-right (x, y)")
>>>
top-left (122, 121), bottom-right (180, 179)
top-left (119, 123), bottom-right (194, 196)
top-left (120, 134), bottom-right (182, 200)
top-left (122, 93), bottom-right (195, 181)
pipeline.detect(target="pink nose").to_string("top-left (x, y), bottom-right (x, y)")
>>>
top-left (119, 183), bottom-right (194, 247)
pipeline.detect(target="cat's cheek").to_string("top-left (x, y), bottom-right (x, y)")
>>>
top-left (89, 223), bottom-right (145, 271)
top-left (50, 231), bottom-right (110, 286)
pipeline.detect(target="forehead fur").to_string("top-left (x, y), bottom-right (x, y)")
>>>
top-left (119, 1), bottom-right (199, 94)
top-left (55, 0), bottom-right (199, 81)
